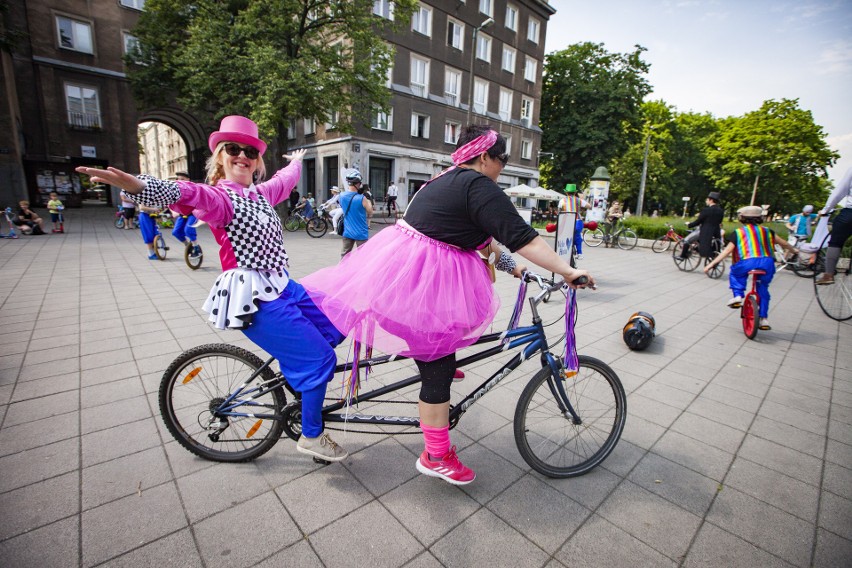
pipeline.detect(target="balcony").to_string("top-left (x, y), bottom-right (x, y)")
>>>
top-left (67, 112), bottom-right (101, 131)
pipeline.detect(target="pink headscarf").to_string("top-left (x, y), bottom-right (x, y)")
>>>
top-left (451, 130), bottom-right (498, 165)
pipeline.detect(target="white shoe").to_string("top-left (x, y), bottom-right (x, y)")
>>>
top-left (575, 254), bottom-right (584, 260)
top-left (296, 432), bottom-right (348, 462)
top-left (726, 296), bottom-right (743, 308)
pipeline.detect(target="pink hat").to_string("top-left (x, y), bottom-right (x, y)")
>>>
top-left (208, 115), bottom-right (267, 155)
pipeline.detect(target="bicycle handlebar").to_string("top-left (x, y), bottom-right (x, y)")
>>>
top-left (522, 271), bottom-right (594, 291)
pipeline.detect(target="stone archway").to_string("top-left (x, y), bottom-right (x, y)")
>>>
top-left (137, 107), bottom-right (212, 182)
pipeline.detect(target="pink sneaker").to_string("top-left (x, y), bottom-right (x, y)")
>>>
top-left (415, 446), bottom-right (476, 485)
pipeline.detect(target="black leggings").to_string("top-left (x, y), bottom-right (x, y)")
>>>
top-left (416, 353), bottom-right (456, 404)
top-left (828, 208), bottom-right (852, 249)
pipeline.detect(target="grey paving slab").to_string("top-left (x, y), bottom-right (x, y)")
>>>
top-left (1, 208), bottom-right (850, 567)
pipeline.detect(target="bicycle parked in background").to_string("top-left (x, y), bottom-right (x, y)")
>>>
top-left (651, 223), bottom-right (685, 253)
top-left (583, 219), bottom-right (637, 250)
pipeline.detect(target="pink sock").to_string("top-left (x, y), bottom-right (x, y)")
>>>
top-left (421, 423), bottom-right (450, 460)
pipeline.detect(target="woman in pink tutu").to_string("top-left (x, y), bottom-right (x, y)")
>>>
top-left (301, 125), bottom-right (595, 484)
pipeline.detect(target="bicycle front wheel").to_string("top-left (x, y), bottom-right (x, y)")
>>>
top-left (673, 241), bottom-right (699, 272)
top-left (514, 356), bottom-right (626, 478)
top-left (306, 217), bottom-right (328, 238)
top-left (284, 215), bottom-right (300, 232)
top-left (153, 234), bottom-right (167, 260)
top-left (159, 344), bottom-right (286, 462)
top-left (114, 217), bottom-right (124, 229)
top-left (814, 238), bottom-right (852, 321)
top-left (583, 228), bottom-right (604, 247)
top-left (617, 229), bottom-right (638, 250)
top-left (651, 236), bottom-right (671, 253)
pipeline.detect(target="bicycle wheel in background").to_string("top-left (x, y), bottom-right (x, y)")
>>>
top-left (704, 256), bottom-right (725, 279)
top-left (617, 229), bottom-right (638, 250)
top-left (792, 251), bottom-right (823, 278)
top-left (814, 236), bottom-right (852, 321)
top-left (514, 355), bottom-right (626, 478)
top-left (184, 244), bottom-right (203, 270)
top-left (583, 228), bottom-right (604, 247)
top-left (159, 344), bottom-right (287, 462)
top-left (114, 216), bottom-right (124, 229)
top-left (284, 215), bottom-right (300, 232)
top-left (306, 217), bottom-right (328, 238)
top-left (153, 234), bottom-right (168, 260)
top-left (742, 294), bottom-right (759, 338)
top-left (673, 241), bottom-right (699, 271)
top-left (651, 236), bottom-right (672, 253)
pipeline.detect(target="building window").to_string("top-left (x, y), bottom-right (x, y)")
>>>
top-left (120, 0), bottom-right (145, 9)
top-left (325, 110), bottom-right (339, 130)
top-left (528, 17), bottom-right (540, 44)
top-left (287, 120), bottom-right (296, 139)
top-left (479, 0), bottom-right (493, 17)
top-left (506, 4), bottom-right (518, 31)
top-left (373, 108), bottom-right (393, 131)
top-left (503, 134), bottom-right (513, 156)
top-left (521, 139), bottom-right (532, 160)
top-left (473, 78), bottom-right (488, 115)
top-left (499, 89), bottom-right (512, 122)
top-left (65, 83), bottom-right (100, 128)
top-left (373, 0), bottom-right (394, 20)
top-left (411, 113), bottom-right (430, 138)
top-left (524, 57), bottom-right (538, 82)
top-left (56, 16), bottom-right (93, 54)
top-left (476, 33), bottom-right (491, 63)
top-left (521, 97), bottom-right (533, 127)
top-left (304, 118), bottom-right (315, 135)
top-left (444, 67), bottom-right (462, 107)
top-left (447, 18), bottom-right (464, 51)
top-left (412, 4), bottom-right (432, 37)
top-left (410, 55), bottom-right (429, 98)
top-left (445, 121), bottom-right (461, 144)
top-left (502, 46), bottom-right (516, 73)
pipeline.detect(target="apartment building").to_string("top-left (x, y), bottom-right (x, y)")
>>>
top-left (1, 0), bottom-right (144, 207)
top-left (291, 0), bottom-right (555, 206)
top-left (138, 122), bottom-right (189, 181)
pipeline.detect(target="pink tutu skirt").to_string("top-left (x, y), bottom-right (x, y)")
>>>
top-left (300, 222), bottom-right (499, 361)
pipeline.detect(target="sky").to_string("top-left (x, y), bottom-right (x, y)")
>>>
top-left (544, 0), bottom-right (852, 183)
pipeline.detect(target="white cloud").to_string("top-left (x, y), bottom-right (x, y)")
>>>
top-left (816, 40), bottom-right (852, 74)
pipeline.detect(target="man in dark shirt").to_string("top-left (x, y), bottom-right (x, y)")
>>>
top-left (680, 191), bottom-right (724, 258)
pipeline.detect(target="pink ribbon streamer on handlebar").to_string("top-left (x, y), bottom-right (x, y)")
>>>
top-left (563, 286), bottom-right (579, 374)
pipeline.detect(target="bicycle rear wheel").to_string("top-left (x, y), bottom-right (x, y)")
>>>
top-left (617, 229), bottom-right (638, 250)
top-left (742, 294), bottom-right (759, 339)
top-left (583, 228), bottom-right (604, 247)
top-left (306, 217), bottom-right (328, 238)
top-left (284, 215), bottom-right (300, 232)
top-left (159, 344), bottom-right (286, 462)
top-left (814, 237), bottom-right (852, 321)
top-left (705, 256), bottom-right (725, 279)
top-left (514, 356), bottom-right (626, 478)
top-left (153, 234), bottom-right (167, 260)
top-left (651, 236), bottom-right (671, 253)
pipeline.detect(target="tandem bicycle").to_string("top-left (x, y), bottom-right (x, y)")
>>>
top-left (158, 271), bottom-right (627, 478)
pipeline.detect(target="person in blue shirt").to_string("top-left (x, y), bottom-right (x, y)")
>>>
top-left (786, 204), bottom-right (817, 243)
top-left (339, 170), bottom-right (373, 257)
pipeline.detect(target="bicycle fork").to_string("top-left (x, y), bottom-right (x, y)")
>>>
top-left (542, 352), bottom-right (582, 425)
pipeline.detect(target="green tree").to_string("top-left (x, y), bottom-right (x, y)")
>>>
top-left (129, 0), bottom-right (417, 161)
top-left (540, 42), bottom-right (652, 190)
top-left (707, 99), bottom-right (838, 216)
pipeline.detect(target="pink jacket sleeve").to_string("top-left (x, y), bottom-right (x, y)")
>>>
top-left (255, 160), bottom-right (303, 206)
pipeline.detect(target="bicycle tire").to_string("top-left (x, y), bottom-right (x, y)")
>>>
top-left (791, 251), bottom-right (823, 278)
top-left (814, 237), bottom-right (852, 321)
top-left (153, 234), bottom-right (167, 260)
top-left (651, 236), bottom-right (671, 253)
top-left (306, 217), bottom-right (328, 238)
top-left (672, 241), bottom-right (699, 272)
top-left (583, 228), bottom-right (604, 247)
top-left (184, 245), bottom-right (203, 270)
top-left (742, 295), bottom-right (759, 339)
top-left (705, 256), bottom-right (725, 279)
top-left (514, 356), bottom-right (626, 478)
top-left (617, 229), bottom-right (638, 250)
top-left (114, 217), bottom-right (124, 229)
top-left (284, 215), bottom-right (300, 232)
top-left (159, 344), bottom-right (286, 463)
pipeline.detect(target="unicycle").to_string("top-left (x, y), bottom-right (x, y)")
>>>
top-left (185, 243), bottom-right (203, 270)
top-left (741, 269), bottom-right (765, 339)
top-left (153, 230), bottom-right (168, 260)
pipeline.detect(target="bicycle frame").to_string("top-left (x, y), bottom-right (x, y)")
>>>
top-left (212, 279), bottom-right (581, 429)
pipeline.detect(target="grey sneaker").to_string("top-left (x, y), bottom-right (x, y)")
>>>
top-left (296, 432), bottom-right (348, 462)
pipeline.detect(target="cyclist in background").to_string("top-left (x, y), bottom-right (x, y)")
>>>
top-left (680, 191), bottom-right (724, 259)
top-left (816, 166), bottom-right (852, 285)
top-left (785, 204), bottom-right (817, 244)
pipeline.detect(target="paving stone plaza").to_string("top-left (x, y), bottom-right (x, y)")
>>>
top-left (0, 207), bottom-right (850, 567)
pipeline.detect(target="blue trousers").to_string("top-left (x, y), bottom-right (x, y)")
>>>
top-left (729, 257), bottom-right (775, 318)
top-left (242, 280), bottom-right (345, 437)
top-left (172, 215), bottom-right (197, 243)
top-left (138, 212), bottom-right (156, 244)
top-left (573, 218), bottom-right (585, 254)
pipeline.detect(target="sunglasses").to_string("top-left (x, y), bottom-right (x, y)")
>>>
top-left (496, 153), bottom-right (509, 166)
top-left (223, 143), bottom-right (260, 160)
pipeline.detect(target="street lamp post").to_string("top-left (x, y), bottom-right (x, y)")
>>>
top-left (466, 17), bottom-right (494, 125)
top-left (744, 160), bottom-right (779, 206)
top-left (636, 127), bottom-right (654, 216)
